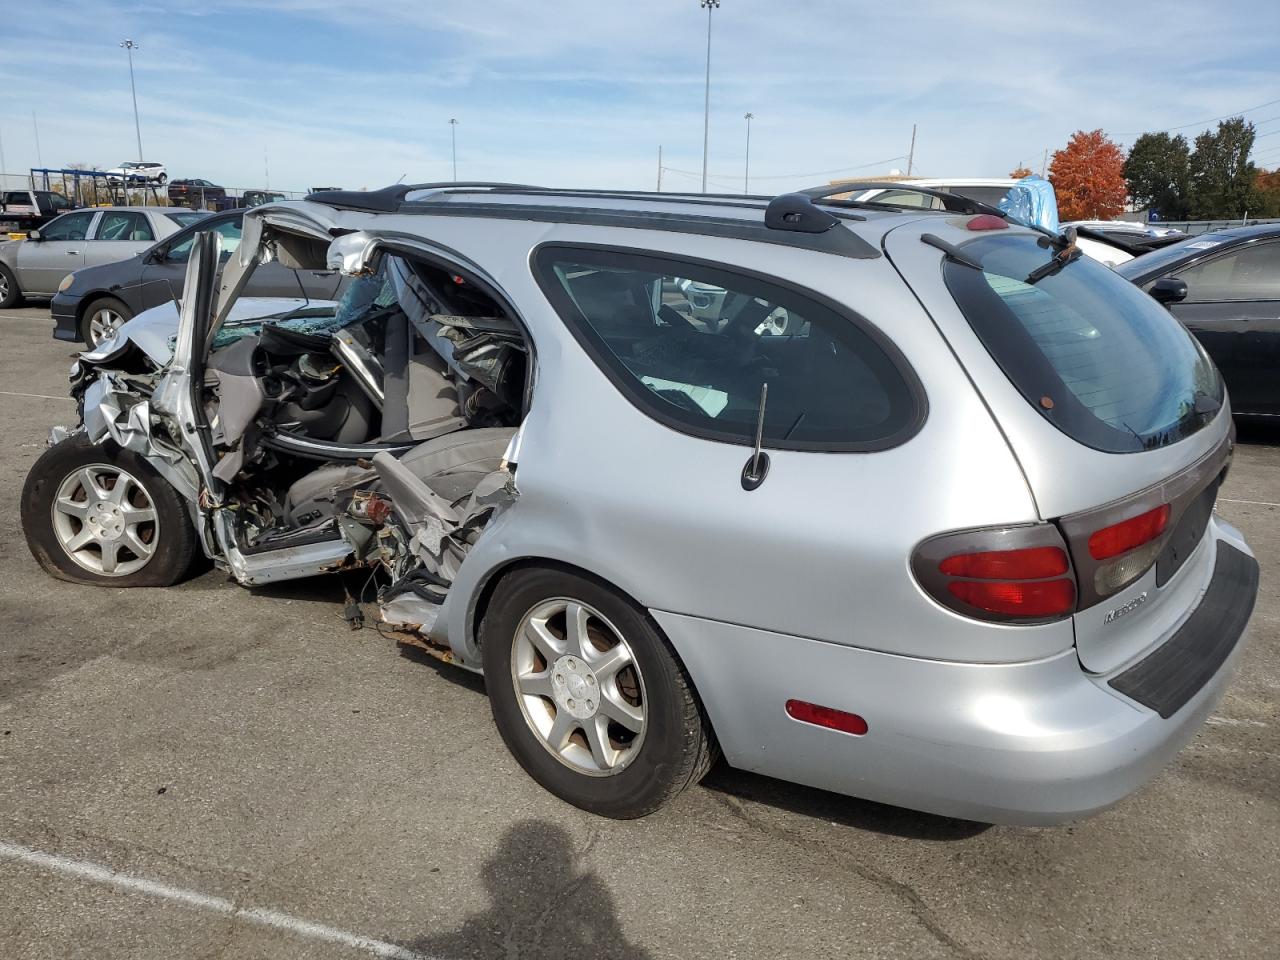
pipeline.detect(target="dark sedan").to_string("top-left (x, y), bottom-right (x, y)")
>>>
top-left (1116, 224), bottom-right (1280, 419)
top-left (52, 209), bottom-right (347, 347)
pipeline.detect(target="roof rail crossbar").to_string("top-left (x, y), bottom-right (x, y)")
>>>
top-left (802, 182), bottom-right (1009, 218)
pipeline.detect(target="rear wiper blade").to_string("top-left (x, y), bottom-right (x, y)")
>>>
top-left (1024, 225), bottom-right (1083, 284)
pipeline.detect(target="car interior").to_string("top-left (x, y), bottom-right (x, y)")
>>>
top-left (200, 251), bottom-right (529, 558)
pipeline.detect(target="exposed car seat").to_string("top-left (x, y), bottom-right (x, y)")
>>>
top-left (396, 426), bottom-right (517, 504)
top-left (282, 426), bottom-right (516, 527)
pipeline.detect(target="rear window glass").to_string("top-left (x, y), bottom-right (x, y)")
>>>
top-left (944, 233), bottom-right (1222, 453)
top-left (534, 246), bottom-right (924, 451)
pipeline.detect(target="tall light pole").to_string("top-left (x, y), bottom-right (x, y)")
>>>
top-left (743, 112), bottom-right (753, 194)
top-left (120, 39), bottom-right (144, 160)
top-left (449, 118), bottom-right (459, 181)
top-left (700, 0), bottom-right (719, 193)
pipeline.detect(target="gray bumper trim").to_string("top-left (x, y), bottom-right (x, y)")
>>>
top-left (1109, 541), bottom-right (1258, 719)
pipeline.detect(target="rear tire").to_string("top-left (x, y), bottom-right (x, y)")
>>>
top-left (80, 296), bottom-right (134, 348)
top-left (481, 567), bottom-right (716, 818)
top-left (0, 264), bottom-right (22, 309)
top-left (22, 434), bottom-right (197, 587)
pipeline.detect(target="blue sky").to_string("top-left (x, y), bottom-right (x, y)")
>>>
top-left (2, 0), bottom-right (1278, 195)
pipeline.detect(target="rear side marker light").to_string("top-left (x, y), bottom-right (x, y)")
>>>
top-left (948, 578), bottom-right (1076, 617)
top-left (1088, 505), bottom-right (1170, 560)
top-left (785, 699), bottom-right (868, 736)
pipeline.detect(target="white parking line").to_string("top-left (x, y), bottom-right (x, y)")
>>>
top-left (0, 389), bottom-right (74, 402)
top-left (1206, 715), bottom-right (1268, 728)
top-left (1219, 498), bottom-right (1280, 508)
top-left (0, 840), bottom-right (438, 960)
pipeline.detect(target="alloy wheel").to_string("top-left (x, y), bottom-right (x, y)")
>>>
top-left (0, 273), bottom-right (9, 302)
top-left (510, 597), bottom-right (647, 776)
top-left (50, 464), bottom-right (160, 576)
top-left (88, 307), bottom-right (125, 347)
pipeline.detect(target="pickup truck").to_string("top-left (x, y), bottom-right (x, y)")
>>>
top-left (0, 189), bottom-right (77, 232)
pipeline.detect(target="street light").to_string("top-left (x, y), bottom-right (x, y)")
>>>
top-left (743, 112), bottom-right (754, 194)
top-left (120, 39), bottom-right (143, 161)
top-left (449, 118), bottom-right (459, 181)
top-left (700, 0), bottom-right (719, 193)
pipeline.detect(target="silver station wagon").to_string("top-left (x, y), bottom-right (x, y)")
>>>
top-left (21, 183), bottom-right (1258, 824)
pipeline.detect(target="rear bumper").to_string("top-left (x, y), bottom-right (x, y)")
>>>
top-left (654, 520), bottom-right (1255, 826)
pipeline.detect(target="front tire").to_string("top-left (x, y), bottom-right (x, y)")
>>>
top-left (81, 296), bottom-right (134, 347)
top-left (22, 435), bottom-right (197, 587)
top-left (0, 264), bottom-right (22, 309)
top-left (481, 567), bottom-right (716, 818)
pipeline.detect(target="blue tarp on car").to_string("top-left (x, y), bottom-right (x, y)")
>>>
top-left (997, 176), bottom-right (1060, 234)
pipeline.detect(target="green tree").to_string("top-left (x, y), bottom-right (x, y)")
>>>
top-left (1122, 132), bottom-right (1190, 219)
top-left (1256, 168), bottom-right (1280, 218)
top-left (1188, 117), bottom-right (1259, 218)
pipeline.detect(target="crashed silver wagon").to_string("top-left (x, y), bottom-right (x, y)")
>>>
top-left (21, 184), bottom-right (1259, 823)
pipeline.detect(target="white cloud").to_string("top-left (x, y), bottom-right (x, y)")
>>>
top-left (1, 0), bottom-right (1277, 194)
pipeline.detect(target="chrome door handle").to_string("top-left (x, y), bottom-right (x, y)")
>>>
top-left (66, 250), bottom-right (80, 255)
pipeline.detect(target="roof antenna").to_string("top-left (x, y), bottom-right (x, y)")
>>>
top-left (740, 381), bottom-right (770, 491)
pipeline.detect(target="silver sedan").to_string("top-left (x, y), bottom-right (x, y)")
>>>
top-left (0, 206), bottom-right (203, 308)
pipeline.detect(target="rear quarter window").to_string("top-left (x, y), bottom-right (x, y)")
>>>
top-left (533, 245), bottom-right (925, 452)
top-left (944, 233), bottom-right (1222, 453)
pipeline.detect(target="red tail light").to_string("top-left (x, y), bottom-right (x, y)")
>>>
top-left (1087, 505), bottom-right (1170, 560)
top-left (912, 526), bottom-right (1077, 623)
top-left (939, 546), bottom-right (1068, 580)
top-left (947, 578), bottom-right (1076, 617)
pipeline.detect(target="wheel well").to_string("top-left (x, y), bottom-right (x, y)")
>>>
top-left (471, 558), bottom-right (642, 647)
top-left (469, 556), bottom-right (722, 762)
top-left (78, 293), bottom-right (123, 324)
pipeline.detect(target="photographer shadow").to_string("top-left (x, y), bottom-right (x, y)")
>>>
top-left (404, 818), bottom-right (651, 960)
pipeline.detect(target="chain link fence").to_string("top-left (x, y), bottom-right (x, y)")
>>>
top-left (1143, 217), bottom-right (1280, 236)
top-left (1, 170), bottom-right (309, 208)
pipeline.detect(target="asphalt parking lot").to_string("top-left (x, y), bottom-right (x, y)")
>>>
top-left (0, 304), bottom-right (1276, 960)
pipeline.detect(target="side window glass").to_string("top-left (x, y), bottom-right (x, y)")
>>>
top-left (213, 219), bottom-right (243, 259)
top-left (874, 189), bottom-right (938, 209)
top-left (40, 212), bottom-right (95, 241)
top-left (165, 219), bottom-right (241, 263)
top-left (536, 248), bottom-right (922, 450)
top-left (1177, 242), bottom-right (1280, 302)
top-left (96, 212), bottom-right (153, 242)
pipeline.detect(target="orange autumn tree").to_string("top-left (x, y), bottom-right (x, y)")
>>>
top-left (1008, 165), bottom-right (1033, 179)
top-left (1048, 129), bottom-right (1128, 220)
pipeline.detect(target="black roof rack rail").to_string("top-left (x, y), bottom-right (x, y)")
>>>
top-left (801, 181), bottom-right (1010, 218)
top-left (301, 182), bottom-right (879, 256)
top-left (305, 182), bottom-right (542, 212)
top-left (762, 181), bottom-right (1010, 237)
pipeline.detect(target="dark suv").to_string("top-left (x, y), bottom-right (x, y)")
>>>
top-left (167, 179), bottom-right (227, 209)
top-left (52, 209), bottom-right (347, 346)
